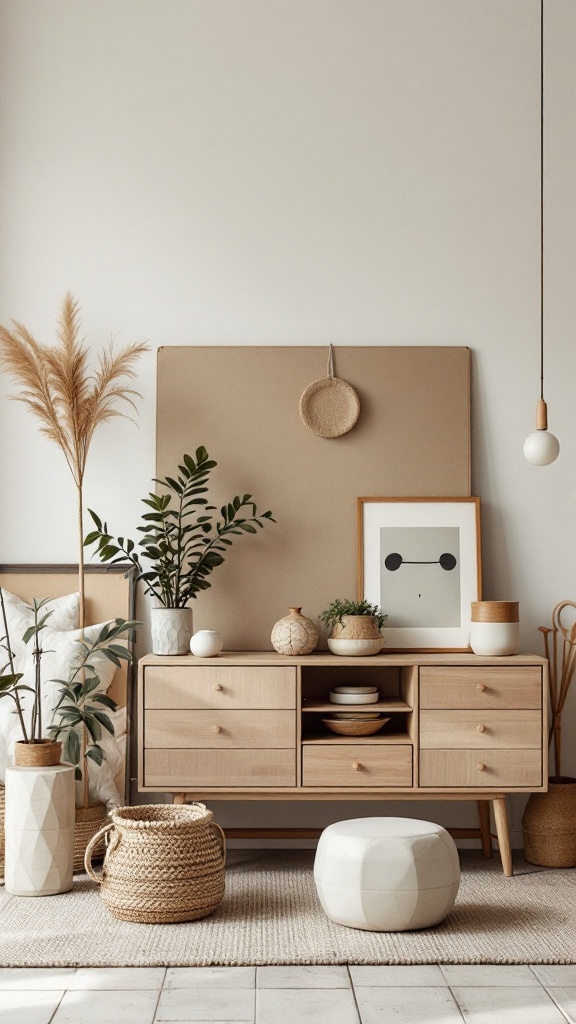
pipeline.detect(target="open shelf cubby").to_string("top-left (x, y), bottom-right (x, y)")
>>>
top-left (300, 662), bottom-right (416, 746)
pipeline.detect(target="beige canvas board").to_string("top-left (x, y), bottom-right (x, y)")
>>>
top-left (157, 346), bottom-right (470, 651)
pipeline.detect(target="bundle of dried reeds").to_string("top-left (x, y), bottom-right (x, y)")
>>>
top-left (0, 293), bottom-right (148, 805)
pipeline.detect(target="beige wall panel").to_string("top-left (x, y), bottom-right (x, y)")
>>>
top-left (157, 346), bottom-right (470, 650)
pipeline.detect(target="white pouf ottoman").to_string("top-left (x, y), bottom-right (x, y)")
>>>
top-left (314, 817), bottom-right (460, 931)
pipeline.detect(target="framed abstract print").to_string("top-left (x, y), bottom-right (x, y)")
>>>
top-left (358, 497), bottom-right (482, 651)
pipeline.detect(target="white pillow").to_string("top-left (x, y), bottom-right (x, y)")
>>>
top-left (1, 588), bottom-right (79, 670)
top-left (0, 601), bottom-right (126, 808)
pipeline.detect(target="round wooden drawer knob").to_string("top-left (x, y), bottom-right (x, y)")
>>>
top-left (477, 683), bottom-right (486, 692)
top-left (213, 683), bottom-right (222, 691)
top-left (352, 762), bottom-right (361, 771)
top-left (476, 762), bottom-right (486, 772)
top-left (212, 725), bottom-right (221, 734)
top-left (477, 724), bottom-right (485, 733)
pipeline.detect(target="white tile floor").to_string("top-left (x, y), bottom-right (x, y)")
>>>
top-left (2, 965), bottom-right (576, 1023)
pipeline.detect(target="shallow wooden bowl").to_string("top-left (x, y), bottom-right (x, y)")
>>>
top-left (321, 717), bottom-right (389, 736)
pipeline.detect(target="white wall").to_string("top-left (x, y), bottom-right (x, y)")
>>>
top-left (1, 0), bottom-right (575, 846)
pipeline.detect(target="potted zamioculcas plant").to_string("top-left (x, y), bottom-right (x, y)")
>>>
top-left (84, 446), bottom-right (275, 655)
top-left (320, 599), bottom-right (387, 657)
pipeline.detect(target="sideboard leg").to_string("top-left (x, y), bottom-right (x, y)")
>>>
top-left (173, 793), bottom-right (186, 805)
top-left (477, 800), bottom-right (493, 859)
top-left (493, 797), bottom-right (513, 876)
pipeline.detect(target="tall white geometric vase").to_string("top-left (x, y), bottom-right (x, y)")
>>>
top-left (4, 764), bottom-right (74, 896)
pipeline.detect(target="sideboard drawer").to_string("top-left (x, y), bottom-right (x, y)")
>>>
top-left (145, 709), bottom-right (295, 749)
top-left (302, 745), bottom-right (412, 788)
top-left (419, 748), bottom-right (542, 788)
top-left (420, 710), bottom-right (542, 749)
top-left (144, 666), bottom-right (296, 710)
top-left (420, 667), bottom-right (541, 710)
top-left (145, 748), bottom-right (296, 788)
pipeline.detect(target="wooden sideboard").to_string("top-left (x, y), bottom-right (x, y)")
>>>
top-left (137, 651), bottom-right (548, 875)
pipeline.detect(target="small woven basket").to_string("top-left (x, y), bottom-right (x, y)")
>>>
top-left (13, 740), bottom-right (62, 767)
top-left (0, 785), bottom-right (4, 878)
top-left (74, 803), bottom-right (108, 872)
top-left (85, 803), bottom-right (226, 923)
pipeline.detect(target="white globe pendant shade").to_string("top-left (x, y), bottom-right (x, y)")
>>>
top-left (523, 429), bottom-right (560, 466)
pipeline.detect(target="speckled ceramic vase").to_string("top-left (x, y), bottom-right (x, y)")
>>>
top-left (271, 608), bottom-right (318, 656)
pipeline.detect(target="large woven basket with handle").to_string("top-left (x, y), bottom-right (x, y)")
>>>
top-left (85, 802), bottom-right (226, 923)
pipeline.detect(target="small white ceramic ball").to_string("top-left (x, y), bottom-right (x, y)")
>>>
top-left (190, 630), bottom-right (223, 658)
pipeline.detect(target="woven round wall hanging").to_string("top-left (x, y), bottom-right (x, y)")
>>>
top-left (299, 344), bottom-right (360, 438)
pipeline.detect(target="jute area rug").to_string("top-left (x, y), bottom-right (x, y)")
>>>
top-left (1, 851), bottom-right (574, 967)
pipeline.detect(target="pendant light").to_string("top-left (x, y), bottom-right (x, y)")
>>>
top-left (523, 0), bottom-right (559, 466)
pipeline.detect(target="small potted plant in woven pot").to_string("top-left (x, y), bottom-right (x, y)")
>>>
top-left (522, 601), bottom-right (576, 867)
top-left (320, 599), bottom-right (387, 656)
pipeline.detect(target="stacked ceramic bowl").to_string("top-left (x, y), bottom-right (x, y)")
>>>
top-left (329, 685), bottom-right (380, 705)
top-left (324, 686), bottom-right (387, 735)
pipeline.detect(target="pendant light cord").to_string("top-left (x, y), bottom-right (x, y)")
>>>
top-left (540, 0), bottom-right (545, 402)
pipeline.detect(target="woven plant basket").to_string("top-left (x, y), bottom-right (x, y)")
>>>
top-left (85, 803), bottom-right (226, 923)
top-left (0, 784), bottom-right (4, 878)
top-left (74, 802), bottom-right (109, 872)
top-left (522, 778), bottom-right (576, 868)
top-left (14, 739), bottom-right (62, 767)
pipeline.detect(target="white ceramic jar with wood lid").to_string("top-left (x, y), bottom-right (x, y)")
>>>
top-left (470, 601), bottom-right (520, 656)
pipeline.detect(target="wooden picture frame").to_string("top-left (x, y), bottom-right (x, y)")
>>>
top-left (357, 497), bottom-right (482, 651)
